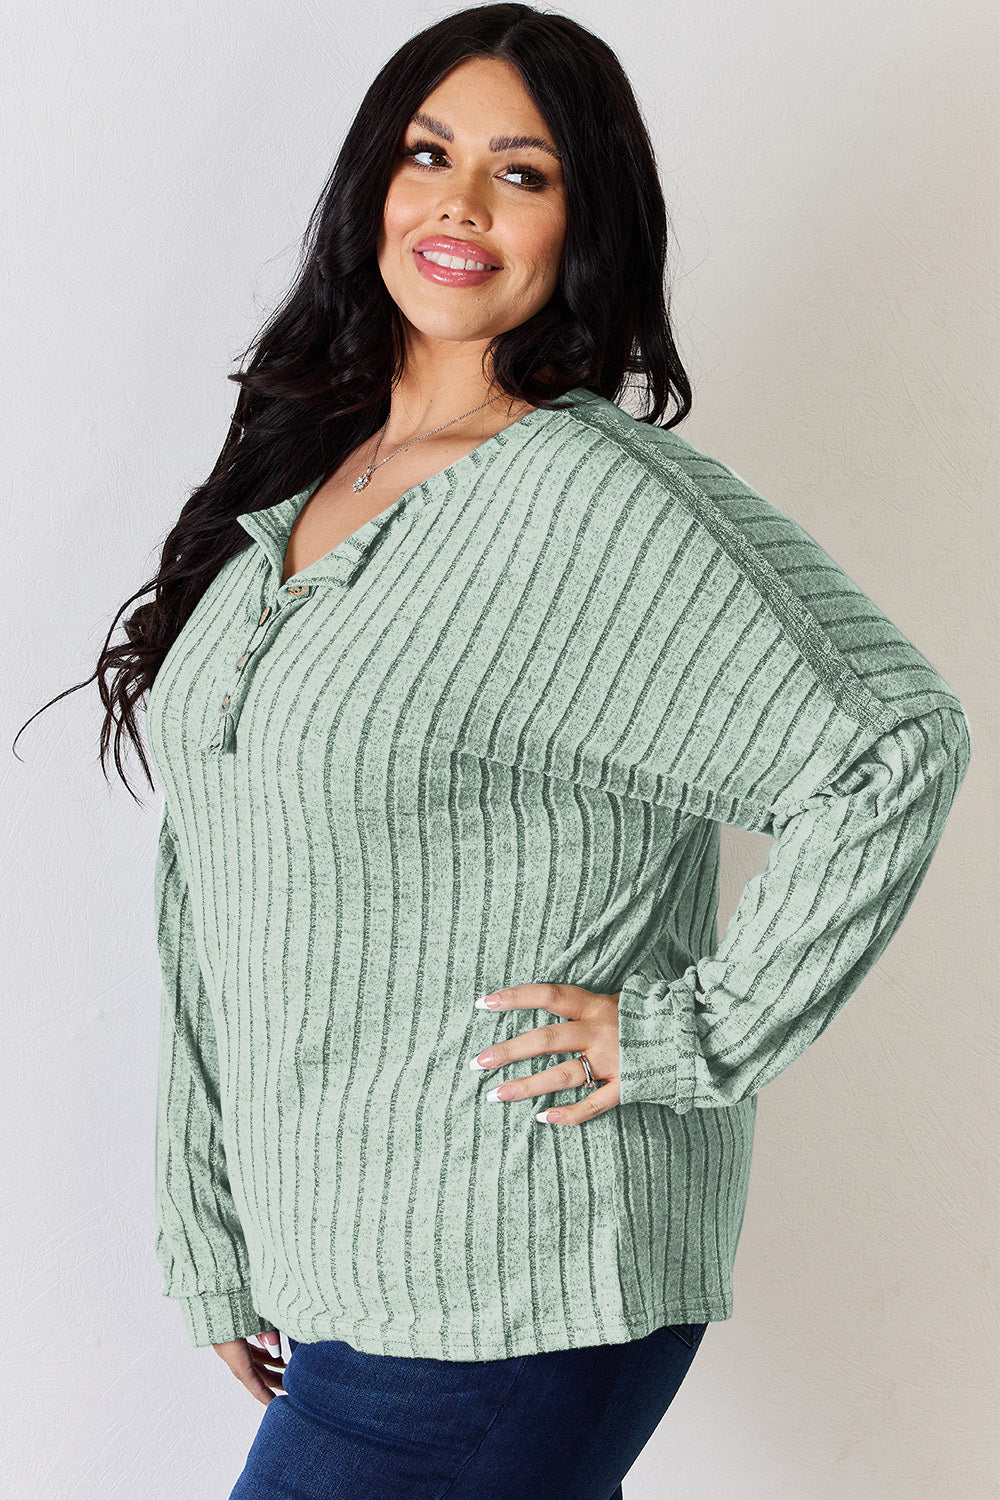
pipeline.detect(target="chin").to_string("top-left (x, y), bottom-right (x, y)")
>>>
top-left (396, 298), bottom-right (504, 342)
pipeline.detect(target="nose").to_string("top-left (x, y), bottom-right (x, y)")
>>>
top-left (433, 172), bottom-right (492, 228)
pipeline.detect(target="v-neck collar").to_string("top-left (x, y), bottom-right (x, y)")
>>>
top-left (234, 387), bottom-right (597, 588)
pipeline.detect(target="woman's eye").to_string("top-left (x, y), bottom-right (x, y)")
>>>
top-left (403, 145), bottom-right (448, 170)
top-left (400, 142), bottom-right (548, 190)
top-left (502, 164), bottom-right (547, 189)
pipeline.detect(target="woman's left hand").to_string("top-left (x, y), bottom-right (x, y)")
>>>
top-left (470, 983), bottom-right (621, 1126)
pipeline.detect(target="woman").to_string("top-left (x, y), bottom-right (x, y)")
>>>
top-left (19, 5), bottom-right (970, 1497)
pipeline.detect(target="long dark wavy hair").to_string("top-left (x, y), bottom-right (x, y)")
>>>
top-left (14, 1), bottom-right (692, 801)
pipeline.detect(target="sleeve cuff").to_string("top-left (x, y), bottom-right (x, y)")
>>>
top-left (616, 966), bottom-right (700, 1113)
top-left (176, 1285), bottom-right (270, 1347)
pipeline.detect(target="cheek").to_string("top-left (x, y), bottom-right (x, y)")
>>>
top-left (514, 208), bottom-right (566, 277)
top-left (519, 228), bottom-right (565, 283)
top-left (380, 180), bottom-right (417, 243)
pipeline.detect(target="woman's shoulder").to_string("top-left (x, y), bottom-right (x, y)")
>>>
top-left (555, 390), bottom-right (844, 601)
top-left (555, 389), bottom-right (779, 526)
top-left (556, 391), bottom-right (964, 726)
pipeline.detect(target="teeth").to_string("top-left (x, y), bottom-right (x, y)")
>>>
top-left (420, 249), bottom-right (497, 271)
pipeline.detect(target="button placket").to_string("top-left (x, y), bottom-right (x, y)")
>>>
top-left (203, 581), bottom-right (314, 754)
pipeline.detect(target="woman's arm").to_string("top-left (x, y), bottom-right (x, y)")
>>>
top-left (153, 800), bottom-right (269, 1346)
top-left (597, 428), bottom-right (975, 1115)
top-left (615, 699), bottom-right (970, 1112)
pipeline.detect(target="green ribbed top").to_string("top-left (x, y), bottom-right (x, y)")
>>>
top-left (146, 387), bottom-right (970, 1356)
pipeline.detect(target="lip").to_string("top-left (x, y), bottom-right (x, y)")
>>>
top-left (412, 236), bottom-right (504, 288)
top-left (414, 236), bottom-right (503, 268)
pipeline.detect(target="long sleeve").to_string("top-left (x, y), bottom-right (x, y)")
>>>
top-left (616, 699), bottom-right (971, 1112)
top-left (152, 800), bottom-right (269, 1347)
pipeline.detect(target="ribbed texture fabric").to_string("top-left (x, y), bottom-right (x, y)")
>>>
top-left (146, 387), bottom-right (971, 1356)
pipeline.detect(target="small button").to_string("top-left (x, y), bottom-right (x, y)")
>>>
top-left (236, 653), bottom-right (249, 670)
top-left (220, 694), bottom-right (230, 711)
top-left (287, 583), bottom-right (310, 596)
top-left (258, 606), bottom-right (272, 625)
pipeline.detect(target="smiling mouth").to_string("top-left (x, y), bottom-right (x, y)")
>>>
top-left (417, 249), bottom-right (501, 272)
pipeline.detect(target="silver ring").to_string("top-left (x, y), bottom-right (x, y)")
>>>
top-left (579, 1053), bottom-right (595, 1087)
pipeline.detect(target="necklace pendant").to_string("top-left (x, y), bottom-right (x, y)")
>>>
top-left (353, 471), bottom-right (371, 492)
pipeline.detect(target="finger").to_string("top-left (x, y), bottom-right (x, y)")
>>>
top-left (476, 981), bottom-right (588, 1018)
top-left (249, 1339), bottom-right (285, 1367)
top-left (481, 1054), bottom-right (598, 1105)
top-left (238, 1346), bottom-right (284, 1403)
top-left (243, 1361), bottom-right (287, 1392)
top-left (535, 1080), bottom-right (620, 1126)
top-left (251, 1330), bottom-right (284, 1356)
top-left (470, 1019), bottom-right (589, 1073)
top-left (242, 1371), bottom-right (279, 1404)
top-left (215, 1341), bottom-right (283, 1405)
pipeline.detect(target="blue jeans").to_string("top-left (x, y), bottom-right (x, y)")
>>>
top-left (228, 1319), bottom-right (709, 1499)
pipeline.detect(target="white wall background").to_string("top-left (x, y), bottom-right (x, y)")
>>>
top-left (4, 1), bottom-right (997, 1495)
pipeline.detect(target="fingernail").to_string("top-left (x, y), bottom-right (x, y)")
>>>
top-left (475, 995), bottom-right (502, 1009)
top-left (536, 1110), bottom-right (561, 1123)
top-left (469, 1051), bottom-right (494, 1070)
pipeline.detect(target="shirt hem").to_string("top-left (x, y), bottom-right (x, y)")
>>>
top-left (254, 1297), bottom-right (732, 1361)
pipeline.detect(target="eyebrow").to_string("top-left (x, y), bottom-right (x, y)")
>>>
top-left (409, 111), bottom-right (563, 165)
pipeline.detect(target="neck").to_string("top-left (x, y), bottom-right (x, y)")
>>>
top-left (382, 347), bottom-right (531, 446)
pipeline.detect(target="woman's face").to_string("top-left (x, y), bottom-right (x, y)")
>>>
top-left (377, 57), bottom-right (568, 357)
